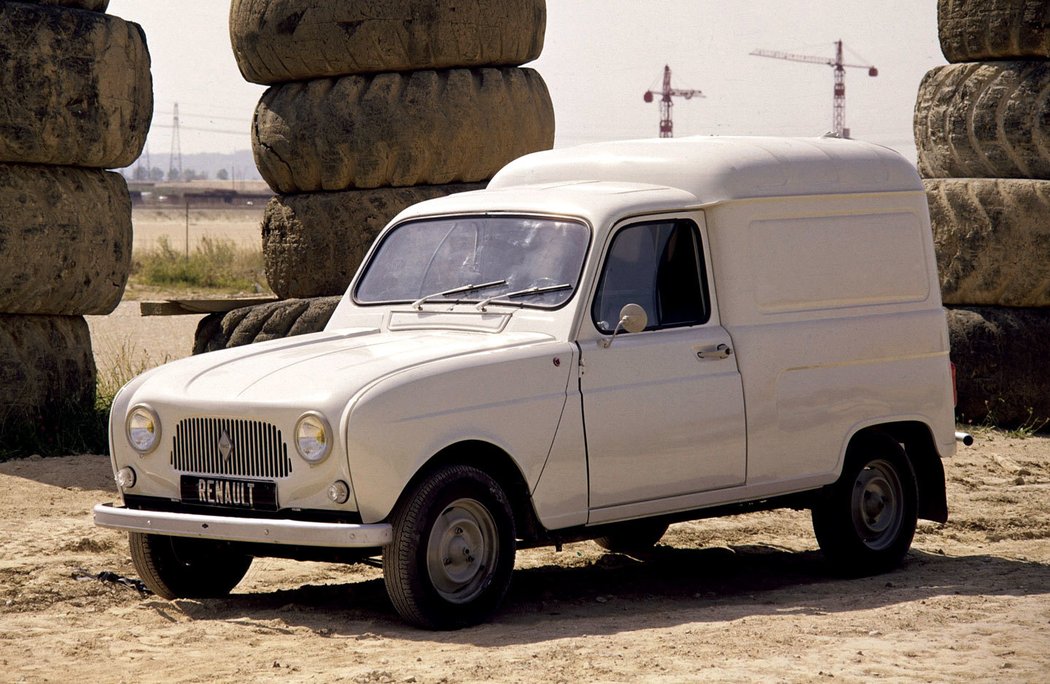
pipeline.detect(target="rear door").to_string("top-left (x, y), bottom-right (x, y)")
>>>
top-left (577, 214), bottom-right (747, 514)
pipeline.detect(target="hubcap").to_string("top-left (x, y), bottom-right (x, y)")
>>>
top-left (426, 498), bottom-right (499, 603)
top-left (850, 459), bottom-right (903, 550)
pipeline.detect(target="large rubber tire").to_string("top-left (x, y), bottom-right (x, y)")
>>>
top-left (129, 532), bottom-right (252, 600)
top-left (947, 306), bottom-right (1050, 427)
top-left (0, 164), bottom-right (131, 315)
top-left (915, 61), bottom-right (1050, 180)
top-left (262, 183), bottom-right (485, 299)
top-left (193, 296), bottom-right (341, 354)
top-left (593, 520), bottom-right (669, 555)
top-left (0, 3), bottom-right (152, 168)
top-left (24, 1), bottom-right (110, 11)
top-left (229, 0), bottom-right (546, 85)
top-left (811, 433), bottom-right (918, 575)
top-left (927, 178), bottom-right (1050, 307)
top-left (383, 465), bottom-right (516, 629)
top-left (0, 314), bottom-right (95, 443)
top-left (252, 68), bottom-right (554, 193)
top-left (938, 0), bottom-right (1050, 62)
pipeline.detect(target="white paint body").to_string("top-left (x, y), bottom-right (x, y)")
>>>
top-left (96, 136), bottom-right (956, 547)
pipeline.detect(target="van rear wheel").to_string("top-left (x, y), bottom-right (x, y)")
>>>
top-left (811, 434), bottom-right (917, 575)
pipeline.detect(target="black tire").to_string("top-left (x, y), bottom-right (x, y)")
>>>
top-left (193, 296), bottom-right (341, 354)
top-left (0, 3), bottom-right (152, 168)
top-left (129, 532), bottom-right (252, 600)
top-left (926, 178), bottom-right (1050, 307)
top-left (252, 68), bottom-right (554, 193)
top-left (262, 184), bottom-right (485, 299)
top-left (229, 0), bottom-right (546, 85)
top-left (0, 314), bottom-right (95, 449)
top-left (915, 61), bottom-right (1050, 180)
top-left (0, 164), bottom-right (131, 315)
top-left (938, 0), bottom-right (1050, 62)
top-left (593, 520), bottom-right (669, 555)
top-left (811, 434), bottom-right (918, 575)
top-left (383, 465), bottom-right (516, 629)
top-left (947, 306), bottom-right (1050, 428)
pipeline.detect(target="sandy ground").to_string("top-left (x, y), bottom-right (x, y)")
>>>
top-left (0, 431), bottom-right (1048, 682)
top-left (8, 211), bottom-right (1047, 682)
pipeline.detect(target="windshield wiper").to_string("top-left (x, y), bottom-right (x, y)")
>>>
top-left (475, 283), bottom-right (572, 311)
top-left (411, 279), bottom-right (507, 310)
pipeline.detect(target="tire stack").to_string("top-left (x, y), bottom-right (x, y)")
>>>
top-left (0, 0), bottom-right (151, 449)
top-left (204, 0), bottom-right (554, 349)
top-left (915, 0), bottom-right (1050, 427)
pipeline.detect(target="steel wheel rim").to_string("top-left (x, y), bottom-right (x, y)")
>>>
top-left (426, 497), bottom-right (499, 603)
top-left (850, 459), bottom-right (904, 551)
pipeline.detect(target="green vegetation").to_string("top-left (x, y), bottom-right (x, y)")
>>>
top-left (132, 236), bottom-right (267, 293)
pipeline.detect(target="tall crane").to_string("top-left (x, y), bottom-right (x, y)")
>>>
top-left (750, 40), bottom-right (877, 138)
top-left (644, 65), bottom-right (704, 138)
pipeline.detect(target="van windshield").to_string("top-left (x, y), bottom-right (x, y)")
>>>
top-left (355, 216), bottom-right (591, 309)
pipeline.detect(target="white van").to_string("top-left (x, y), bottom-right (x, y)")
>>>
top-left (96, 136), bottom-right (958, 629)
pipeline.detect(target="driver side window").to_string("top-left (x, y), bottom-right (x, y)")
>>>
top-left (592, 219), bottom-right (710, 334)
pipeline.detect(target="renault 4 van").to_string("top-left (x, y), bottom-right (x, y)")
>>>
top-left (95, 136), bottom-right (958, 628)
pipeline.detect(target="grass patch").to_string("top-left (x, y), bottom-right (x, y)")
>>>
top-left (132, 236), bottom-right (268, 293)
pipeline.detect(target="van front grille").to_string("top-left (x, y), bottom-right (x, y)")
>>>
top-left (171, 418), bottom-right (291, 479)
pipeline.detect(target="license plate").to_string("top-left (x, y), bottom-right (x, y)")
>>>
top-left (180, 475), bottom-right (278, 512)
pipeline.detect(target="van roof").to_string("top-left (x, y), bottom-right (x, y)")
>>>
top-left (488, 136), bottom-right (922, 202)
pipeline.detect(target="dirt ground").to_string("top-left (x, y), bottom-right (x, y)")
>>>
top-left (5, 211), bottom-right (1048, 682)
top-left (0, 429), bottom-right (1048, 683)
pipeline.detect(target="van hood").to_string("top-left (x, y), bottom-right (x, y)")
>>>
top-left (126, 326), bottom-right (554, 408)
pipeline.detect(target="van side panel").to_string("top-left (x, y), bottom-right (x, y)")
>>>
top-left (705, 192), bottom-right (956, 487)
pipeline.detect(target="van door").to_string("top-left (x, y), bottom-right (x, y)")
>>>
top-left (578, 216), bottom-right (746, 516)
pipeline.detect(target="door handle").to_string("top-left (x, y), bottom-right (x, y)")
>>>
top-left (696, 343), bottom-right (732, 360)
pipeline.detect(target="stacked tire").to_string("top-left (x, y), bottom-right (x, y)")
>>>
top-left (915, 0), bottom-right (1050, 426)
top-left (201, 0), bottom-right (554, 348)
top-left (0, 1), bottom-right (151, 450)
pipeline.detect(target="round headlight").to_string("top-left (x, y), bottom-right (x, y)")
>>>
top-left (126, 405), bottom-right (160, 454)
top-left (295, 412), bottom-right (332, 463)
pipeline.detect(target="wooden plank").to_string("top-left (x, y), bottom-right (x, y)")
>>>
top-left (139, 296), bottom-right (279, 316)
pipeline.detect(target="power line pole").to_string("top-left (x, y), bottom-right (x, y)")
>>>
top-left (168, 102), bottom-right (183, 180)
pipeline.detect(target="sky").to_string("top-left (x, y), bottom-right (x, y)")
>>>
top-left (105, 0), bottom-right (946, 164)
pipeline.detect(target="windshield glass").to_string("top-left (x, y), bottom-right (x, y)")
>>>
top-left (355, 216), bottom-right (591, 308)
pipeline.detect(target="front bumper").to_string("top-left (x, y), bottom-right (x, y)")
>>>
top-left (93, 503), bottom-right (392, 548)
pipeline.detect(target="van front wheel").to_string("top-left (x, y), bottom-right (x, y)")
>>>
top-left (811, 434), bottom-right (917, 575)
top-left (383, 465), bottom-right (516, 629)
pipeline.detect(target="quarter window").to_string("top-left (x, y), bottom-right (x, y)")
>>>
top-left (592, 220), bottom-right (710, 333)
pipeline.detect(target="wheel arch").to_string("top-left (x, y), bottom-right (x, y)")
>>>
top-left (847, 421), bottom-right (947, 523)
top-left (392, 439), bottom-right (545, 543)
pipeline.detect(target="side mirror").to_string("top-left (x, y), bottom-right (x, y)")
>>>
top-left (618, 303), bottom-right (648, 333)
top-left (602, 303), bottom-right (648, 348)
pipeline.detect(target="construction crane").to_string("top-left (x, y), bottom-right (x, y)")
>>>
top-left (643, 65), bottom-right (704, 138)
top-left (750, 40), bottom-right (877, 138)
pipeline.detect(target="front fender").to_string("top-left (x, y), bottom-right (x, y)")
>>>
top-left (346, 342), bottom-right (576, 523)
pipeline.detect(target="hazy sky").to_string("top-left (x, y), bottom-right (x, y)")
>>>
top-left (106, 0), bottom-right (945, 164)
